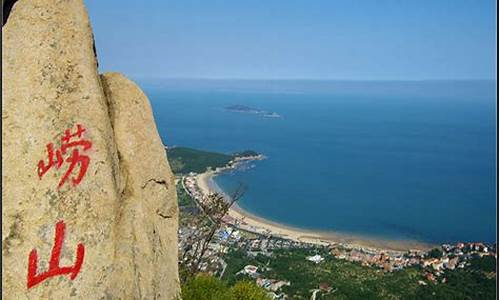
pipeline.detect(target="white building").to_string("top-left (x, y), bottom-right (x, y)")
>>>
top-left (306, 254), bottom-right (324, 264)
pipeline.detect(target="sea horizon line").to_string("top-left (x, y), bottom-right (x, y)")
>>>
top-left (129, 77), bottom-right (496, 83)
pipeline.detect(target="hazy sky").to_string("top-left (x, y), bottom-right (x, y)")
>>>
top-left (86, 0), bottom-right (496, 80)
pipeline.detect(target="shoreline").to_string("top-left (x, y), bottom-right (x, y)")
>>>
top-left (196, 170), bottom-right (435, 252)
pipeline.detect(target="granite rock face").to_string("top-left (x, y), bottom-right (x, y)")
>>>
top-left (2, 0), bottom-right (180, 298)
top-left (101, 73), bottom-right (180, 299)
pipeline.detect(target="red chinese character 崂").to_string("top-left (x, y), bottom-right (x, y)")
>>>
top-left (37, 124), bottom-right (92, 189)
top-left (27, 220), bottom-right (85, 289)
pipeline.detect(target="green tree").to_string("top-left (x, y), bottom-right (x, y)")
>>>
top-left (181, 275), bottom-right (271, 300)
top-left (181, 274), bottom-right (232, 300)
top-left (469, 255), bottom-right (496, 272)
top-left (231, 281), bottom-right (271, 300)
top-left (426, 248), bottom-right (443, 259)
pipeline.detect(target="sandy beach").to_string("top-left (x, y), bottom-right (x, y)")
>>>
top-left (195, 171), bottom-right (434, 252)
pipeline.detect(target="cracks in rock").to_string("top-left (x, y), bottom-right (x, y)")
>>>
top-left (156, 209), bottom-right (172, 219)
top-left (3, 213), bottom-right (23, 255)
top-left (91, 33), bottom-right (99, 68)
top-left (141, 178), bottom-right (167, 190)
top-left (142, 178), bottom-right (174, 219)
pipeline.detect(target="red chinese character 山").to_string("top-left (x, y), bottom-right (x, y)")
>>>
top-left (37, 124), bottom-right (92, 189)
top-left (27, 220), bottom-right (85, 289)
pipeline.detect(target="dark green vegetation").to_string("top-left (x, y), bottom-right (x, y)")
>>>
top-left (233, 150), bottom-right (259, 157)
top-left (426, 248), bottom-right (443, 259)
top-left (168, 147), bottom-right (231, 174)
top-left (222, 248), bottom-right (496, 300)
top-left (177, 181), bottom-right (196, 207)
top-left (167, 146), bottom-right (258, 175)
top-left (412, 268), bottom-right (496, 300)
top-left (469, 254), bottom-right (496, 273)
top-left (176, 182), bottom-right (205, 228)
top-left (182, 274), bottom-right (271, 300)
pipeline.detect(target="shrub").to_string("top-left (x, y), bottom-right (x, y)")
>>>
top-left (182, 275), bottom-right (271, 300)
top-left (181, 274), bottom-right (232, 300)
top-left (231, 281), bottom-right (271, 300)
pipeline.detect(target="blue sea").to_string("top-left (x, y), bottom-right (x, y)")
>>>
top-left (141, 79), bottom-right (496, 244)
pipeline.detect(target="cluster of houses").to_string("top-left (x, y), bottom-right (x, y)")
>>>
top-left (328, 241), bottom-right (496, 283)
top-left (421, 242), bottom-right (495, 283)
top-left (330, 244), bottom-right (423, 272)
top-left (235, 265), bottom-right (290, 299)
top-left (178, 221), bottom-right (327, 273)
top-left (178, 222), bottom-right (318, 299)
top-left (177, 224), bottom-right (228, 276)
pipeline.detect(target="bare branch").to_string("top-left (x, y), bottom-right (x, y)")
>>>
top-left (182, 182), bottom-right (247, 278)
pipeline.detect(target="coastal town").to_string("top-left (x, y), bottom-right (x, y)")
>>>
top-left (178, 170), bottom-right (497, 299)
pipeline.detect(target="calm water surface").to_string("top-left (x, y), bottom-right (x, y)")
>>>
top-left (142, 80), bottom-right (496, 244)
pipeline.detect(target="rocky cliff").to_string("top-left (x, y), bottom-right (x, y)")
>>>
top-left (2, 0), bottom-right (180, 298)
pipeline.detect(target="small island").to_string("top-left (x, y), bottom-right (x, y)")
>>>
top-left (225, 105), bottom-right (281, 118)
